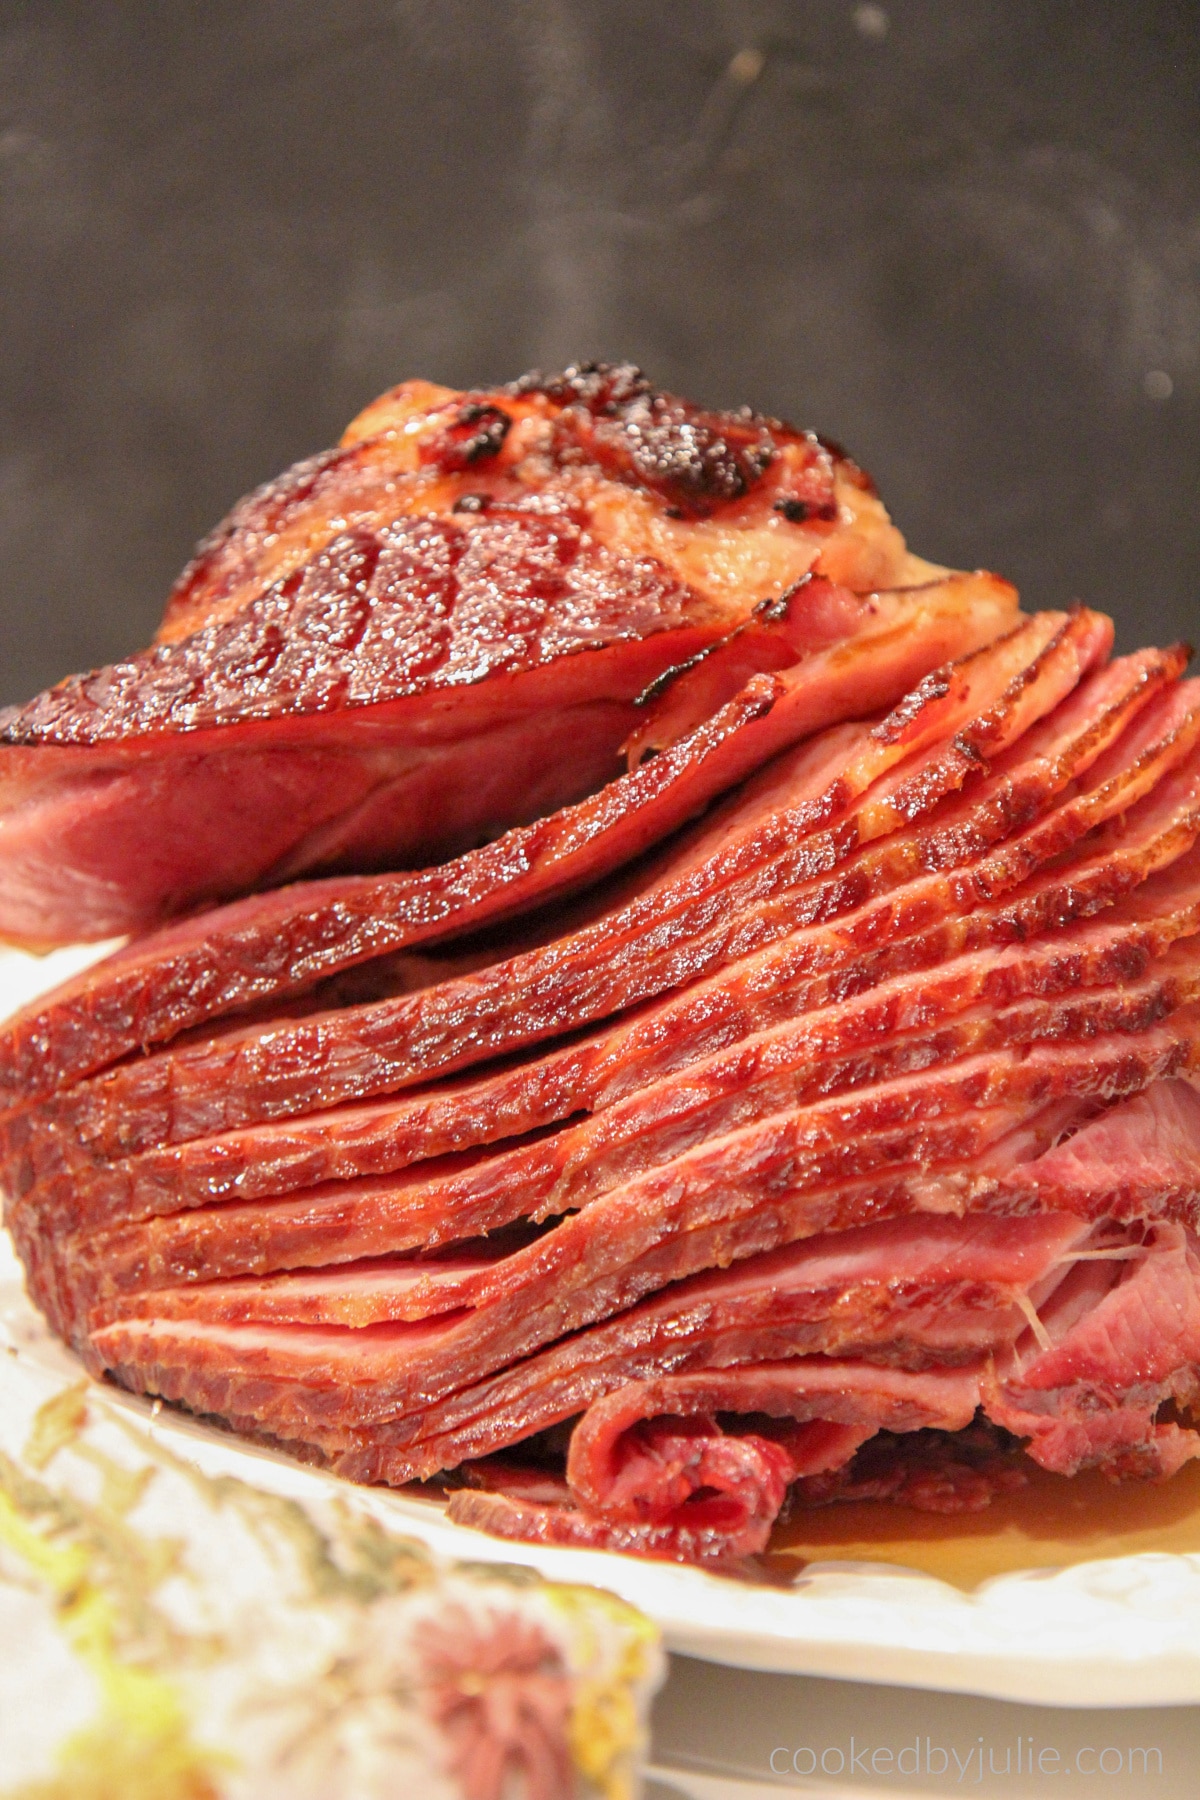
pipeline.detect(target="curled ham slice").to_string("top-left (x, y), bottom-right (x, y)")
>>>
top-left (448, 1363), bottom-right (984, 1561)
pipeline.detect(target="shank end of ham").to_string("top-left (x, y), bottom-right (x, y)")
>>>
top-left (4, 363), bottom-right (1200, 1566)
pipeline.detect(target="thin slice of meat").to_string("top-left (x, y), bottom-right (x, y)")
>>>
top-left (0, 571), bottom-right (1020, 1098)
top-left (20, 1094), bottom-right (1089, 1387)
top-left (985, 1222), bottom-right (1200, 1479)
top-left (446, 1362), bottom-right (984, 1561)
top-left (0, 368), bottom-right (954, 948)
top-left (45, 1089), bottom-right (1049, 1343)
top-left (77, 1020), bottom-right (1199, 1427)
top-left (10, 610), bottom-right (1113, 1155)
top-left (87, 1205), bottom-right (1096, 1340)
top-left (305, 1211), bottom-right (1097, 1480)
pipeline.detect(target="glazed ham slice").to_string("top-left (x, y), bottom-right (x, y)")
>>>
top-left (320, 1210), bottom-right (1102, 1480)
top-left (0, 365), bottom-right (949, 948)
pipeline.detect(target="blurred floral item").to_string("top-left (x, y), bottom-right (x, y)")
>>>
top-left (416, 1606), bottom-right (575, 1800)
top-left (0, 1372), bottom-right (662, 1800)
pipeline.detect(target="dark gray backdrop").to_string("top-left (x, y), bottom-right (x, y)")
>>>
top-left (1, 0), bottom-right (1197, 705)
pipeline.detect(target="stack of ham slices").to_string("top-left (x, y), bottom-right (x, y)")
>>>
top-left (3, 364), bottom-right (1200, 1566)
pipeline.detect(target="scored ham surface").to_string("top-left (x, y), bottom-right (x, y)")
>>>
top-left (5, 362), bottom-right (1200, 1567)
top-left (0, 364), bottom-right (954, 948)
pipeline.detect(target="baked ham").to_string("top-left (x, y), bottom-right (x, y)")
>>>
top-left (4, 362), bottom-right (1200, 1567)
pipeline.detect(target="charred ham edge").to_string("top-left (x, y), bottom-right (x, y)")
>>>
top-left (11, 643), bottom-right (1178, 1228)
top-left (4, 605), bottom-right (1104, 1154)
top-left (0, 366), bottom-right (934, 947)
top-left (621, 572), bottom-right (906, 765)
top-left (0, 571), bottom-right (1018, 1100)
top-left (74, 1015), bottom-right (1200, 1421)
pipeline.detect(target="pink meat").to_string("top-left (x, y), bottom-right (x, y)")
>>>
top-left (997, 1078), bottom-right (1200, 1224)
top-left (10, 654), bottom-right (1187, 1242)
top-left (986, 1223), bottom-right (1200, 1479)
top-left (6, 467), bottom-right (1200, 1569)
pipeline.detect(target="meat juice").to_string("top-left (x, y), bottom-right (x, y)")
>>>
top-left (768, 1457), bottom-right (1200, 1588)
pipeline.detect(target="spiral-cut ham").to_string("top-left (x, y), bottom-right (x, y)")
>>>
top-left (6, 644), bottom-right (1180, 1233)
top-left (6, 363), bottom-right (1200, 1568)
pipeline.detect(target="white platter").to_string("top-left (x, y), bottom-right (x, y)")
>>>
top-left (6, 942), bottom-right (1200, 1709)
